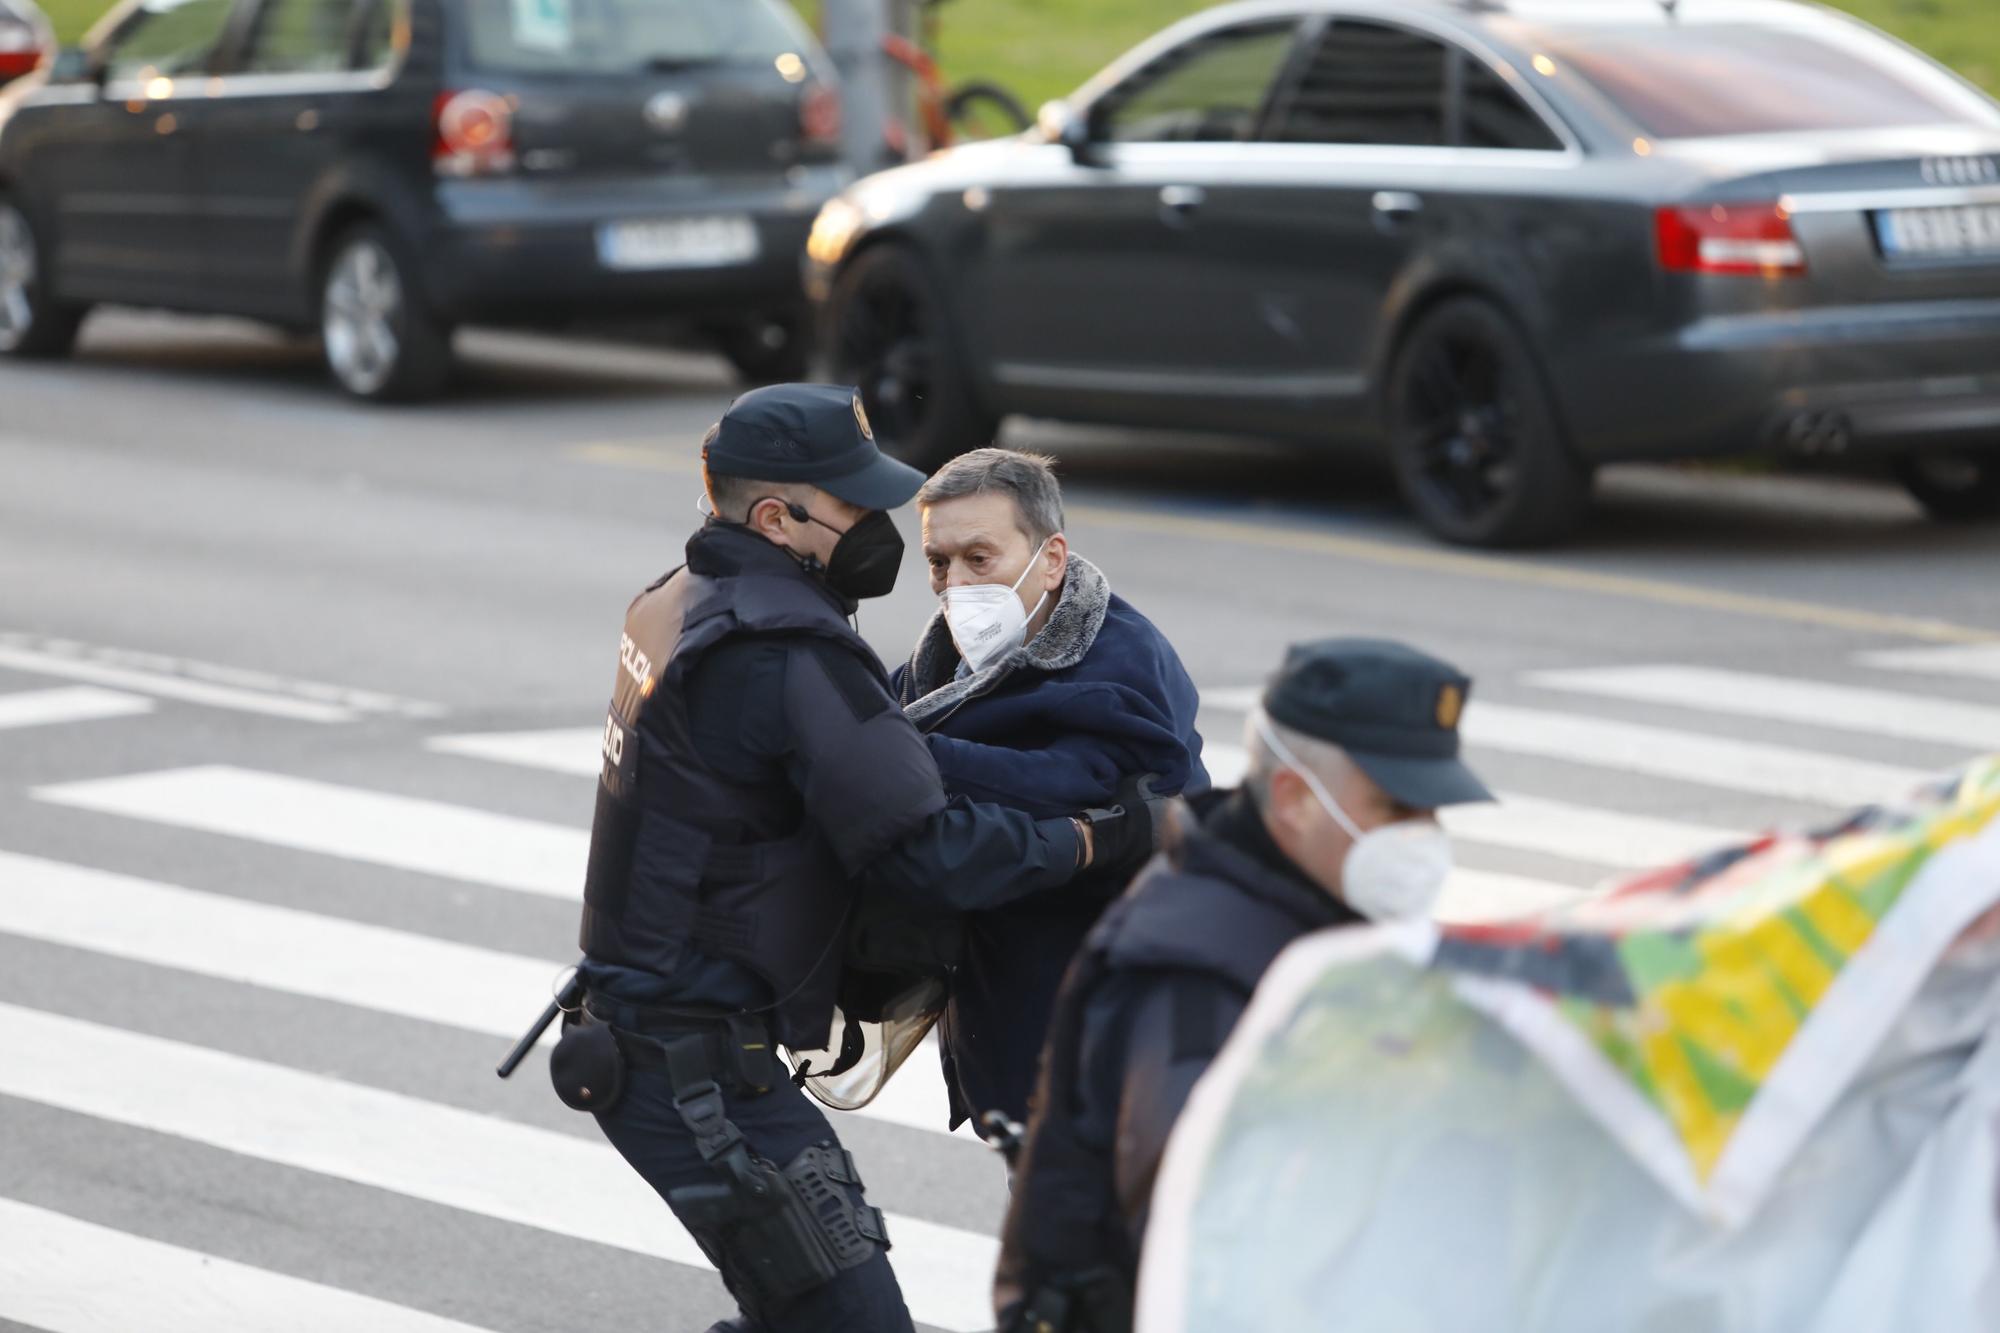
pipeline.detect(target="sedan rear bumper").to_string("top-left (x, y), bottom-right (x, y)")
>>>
top-left (419, 169), bottom-right (845, 325)
top-left (1557, 298), bottom-right (2000, 461)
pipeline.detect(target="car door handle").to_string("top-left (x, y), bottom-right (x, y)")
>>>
top-left (1159, 184), bottom-right (1206, 224)
top-left (1372, 191), bottom-right (1423, 236)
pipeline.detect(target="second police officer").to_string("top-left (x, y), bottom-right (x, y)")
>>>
top-left (551, 384), bottom-right (1158, 1333)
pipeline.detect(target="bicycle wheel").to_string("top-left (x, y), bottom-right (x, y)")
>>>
top-left (944, 81), bottom-right (1032, 142)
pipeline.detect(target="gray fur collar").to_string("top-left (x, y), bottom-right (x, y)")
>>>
top-left (900, 554), bottom-right (1111, 726)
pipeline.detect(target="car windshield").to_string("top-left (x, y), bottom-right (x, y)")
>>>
top-left (1523, 21), bottom-right (2000, 138)
top-left (462, 0), bottom-right (806, 76)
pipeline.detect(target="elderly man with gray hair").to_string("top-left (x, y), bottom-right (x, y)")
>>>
top-left (889, 447), bottom-right (1207, 1136)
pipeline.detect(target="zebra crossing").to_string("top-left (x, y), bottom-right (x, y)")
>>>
top-left (3, 644), bottom-right (1999, 1332)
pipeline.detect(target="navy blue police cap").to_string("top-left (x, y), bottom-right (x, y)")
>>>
top-left (703, 383), bottom-right (926, 511)
top-left (1262, 638), bottom-right (1493, 809)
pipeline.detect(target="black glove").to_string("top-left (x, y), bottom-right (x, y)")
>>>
top-left (1078, 774), bottom-right (1166, 883)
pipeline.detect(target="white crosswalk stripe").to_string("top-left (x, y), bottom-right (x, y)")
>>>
top-left (35, 765), bottom-right (589, 899)
top-left (0, 1197), bottom-right (501, 1333)
top-left (0, 848), bottom-right (964, 1141)
top-left (0, 644), bottom-right (360, 722)
top-left (0, 1003), bottom-right (999, 1333)
top-left (1857, 642), bottom-right (2000, 684)
top-left (0, 685), bottom-right (154, 730)
top-left (428, 727), bottom-right (602, 776)
top-left (1205, 744), bottom-right (1742, 869)
top-left (1462, 701), bottom-right (1931, 807)
top-left (1530, 663), bottom-right (2000, 750)
top-left (1205, 686), bottom-right (1931, 807)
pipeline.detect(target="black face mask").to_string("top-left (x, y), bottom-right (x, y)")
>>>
top-left (747, 498), bottom-right (905, 601)
top-left (813, 508), bottom-right (905, 601)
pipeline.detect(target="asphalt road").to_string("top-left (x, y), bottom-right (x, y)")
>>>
top-left (4, 312), bottom-right (2000, 1333)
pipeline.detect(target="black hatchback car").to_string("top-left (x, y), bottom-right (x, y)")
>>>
top-left (0, 0), bottom-right (845, 399)
top-left (809, 0), bottom-right (2000, 545)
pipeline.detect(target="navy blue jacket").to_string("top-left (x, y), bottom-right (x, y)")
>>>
top-left (891, 554), bottom-right (1207, 1127)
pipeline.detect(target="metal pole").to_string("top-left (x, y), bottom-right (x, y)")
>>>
top-left (822, 0), bottom-right (893, 171)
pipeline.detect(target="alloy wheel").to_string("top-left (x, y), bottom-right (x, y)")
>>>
top-left (837, 267), bottom-right (935, 451)
top-left (0, 204), bottom-right (38, 354)
top-left (1402, 333), bottom-right (1525, 525)
top-left (322, 240), bottom-right (405, 398)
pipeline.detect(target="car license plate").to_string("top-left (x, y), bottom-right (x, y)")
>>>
top-left (596, 216), bottom-right (759, 270)
top-left (1874, 204), bottom-right (2000, 260)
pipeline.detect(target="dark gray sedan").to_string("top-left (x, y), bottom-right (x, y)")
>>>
top-left (807, 0), bottom-right (2000, 546)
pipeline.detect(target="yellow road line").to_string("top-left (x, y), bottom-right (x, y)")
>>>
top-left (567, 443), bottom-right (1998, 646)
top-left (1068, 504), bottom-right (2000, 646)
top-left (568, 442), bottom-right (700, 474)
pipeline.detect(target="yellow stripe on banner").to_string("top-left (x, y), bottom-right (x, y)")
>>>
top-left (1796, 884), bottom-right (1878, 958)
top-left (1743, 914), bottom-right (1838, 1012)
top-left (1637, 1022), bottom-right (1734, 1180)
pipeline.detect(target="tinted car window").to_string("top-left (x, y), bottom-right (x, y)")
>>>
top-left (1099, 21), bottom-right (1295, 144)
top-left (244, 0), bottom-right (366, 74)
top-left (1530, 23), bottom-right (1995, 138)
top-left (1460, 57), bottom-right (1563, 151)
top-left (1269, 20), bottom-right (1448, 146)
top-left (463, 0), bottom-right (805, 76)
top-left (102, 0), bottom-right (237, 81)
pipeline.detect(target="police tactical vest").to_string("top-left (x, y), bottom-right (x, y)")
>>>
top-left (578, 547), bottom-right (880, 1050)
top-left (996, 803), bottom-right (1346, 1325)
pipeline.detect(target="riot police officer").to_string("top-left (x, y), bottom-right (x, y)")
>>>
top-left (554, 384), bottom-right (1153, 1333)
top-left (994, 639), bottom-right (1495, 1332)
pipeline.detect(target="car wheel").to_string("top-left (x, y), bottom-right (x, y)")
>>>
top-left (715, 308), bottom-right (812, 386)
top-left (1894, 450), bottom-right (2000, 521)
top-left (319, 223), bottom-right (452, 403)
top-left (826, 243), bottom-right (996, 470)
top-left (0, 194), bottom-right (88, 359)
top-left (1386, 297), bottom-right (1592, 548)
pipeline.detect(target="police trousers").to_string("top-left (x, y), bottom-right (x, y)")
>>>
top-left (594, 1064), bottom-right (915, 1333)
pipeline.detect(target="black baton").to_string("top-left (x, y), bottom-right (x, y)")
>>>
top-left (496, 963), bottom-right (585, 1079)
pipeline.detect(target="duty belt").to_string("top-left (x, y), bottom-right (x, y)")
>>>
top-left (582, 992), bottom-right (780, 1099)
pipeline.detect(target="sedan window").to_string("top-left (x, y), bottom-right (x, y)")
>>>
top-left (101, 0), bottom-right (238, 82)
top-left (1460, 57), bottom-right (1563, 151)
top-left (1098, 21), bottom-right (1297, 144)
top-left (1268, 20), bottom-right (1448, 146)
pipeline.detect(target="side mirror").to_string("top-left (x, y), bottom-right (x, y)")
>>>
top-left (48, 47), bottom-right (99, 85)
top-left (1038, 99), bottom-right (1103, 167)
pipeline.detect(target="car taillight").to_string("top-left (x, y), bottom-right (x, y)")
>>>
top-left (1654, 203), bottom-right (1806, 277)
top-left (801, 84), bottom-right (842, 149)
top-left (433, 90), bottom-right (516, 178)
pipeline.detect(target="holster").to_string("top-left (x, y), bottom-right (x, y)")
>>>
top-left (653, 1029), bottom-right (889, 1320)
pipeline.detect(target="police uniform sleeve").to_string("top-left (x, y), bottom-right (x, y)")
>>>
top-left (782, 641), bottom-right (1083, 908)
top-left (780, 640), bottom-right (948, 872)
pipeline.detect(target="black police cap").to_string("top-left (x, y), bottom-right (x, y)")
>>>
top-left (703, 383), bottom-right (927, 511)
top-left (1262, 638), bottom-right (1493, 809)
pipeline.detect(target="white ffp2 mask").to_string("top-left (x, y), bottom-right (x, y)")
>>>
top-left (942, 537), bottom-right (1053, 674)
top-left (1255, 714), bottom-right (1453, 921)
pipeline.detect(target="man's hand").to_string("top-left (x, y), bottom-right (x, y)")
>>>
top-left (1076, 774), bottom-right (1165, 880)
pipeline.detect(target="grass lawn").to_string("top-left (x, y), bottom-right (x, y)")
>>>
top-left (32, 0), bottom-right (2000, 110)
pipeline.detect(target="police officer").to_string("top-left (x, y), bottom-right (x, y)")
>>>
top-left (993, 639), bottom-right (1495, 1332)
top-left (557, 384), bottom-right (1155, 1333)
